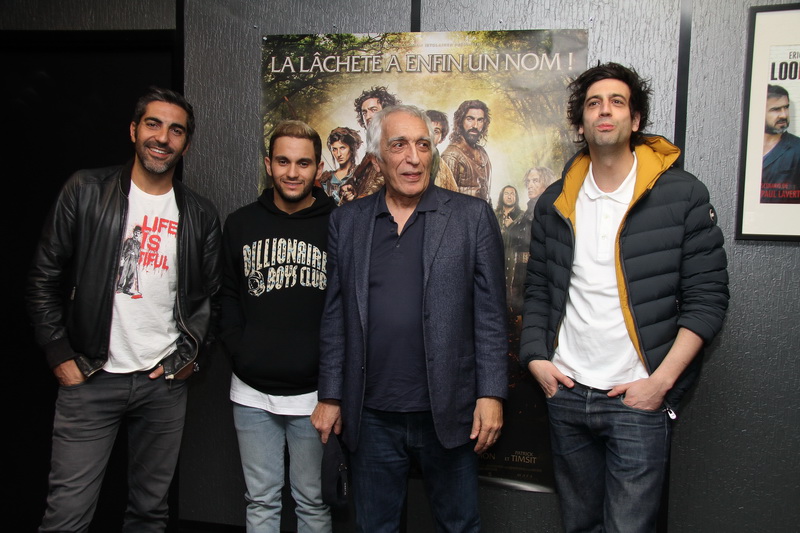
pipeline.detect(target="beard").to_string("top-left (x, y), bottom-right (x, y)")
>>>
top-left (135, 139), bottom-right (183, 175)
top-left (274, 179), bottom-right (314, 205)
top-left (463, 128), bottom-right (484, 146)
top-left (765, 120), bottom-right (789, 135)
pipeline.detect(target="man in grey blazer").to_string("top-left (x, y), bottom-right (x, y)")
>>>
top-left (311, 104), bottom-right (507, 532)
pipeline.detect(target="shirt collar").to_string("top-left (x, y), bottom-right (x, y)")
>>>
top-left (584, 152), bottom-right (638, 204)
top-left (375, 184), bottom-right (438, 217)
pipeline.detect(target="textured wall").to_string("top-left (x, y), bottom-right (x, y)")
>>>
top-left (673, 0), bottom-right (800, 531)
top-left (0, 0), bottom-right (175, 30)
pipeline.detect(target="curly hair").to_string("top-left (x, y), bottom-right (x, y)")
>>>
top-left (449, 100), bottom-right (490, 144)
top-left (425, 110), bottom-right (450, 144)
top-left (567, 62), bottom-right (651, 150)
top-left (353, 86), bottom-right (399, 129)
top-left (327, 127), bottom-right (363, 167)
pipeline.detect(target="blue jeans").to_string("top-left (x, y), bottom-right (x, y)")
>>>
top-left (546, 383), bottom-right (672, 533)
top-left (349, 408), bottom-right (480, 533)
top-left (40, 370), bottom-right (188, 533)
top-left (232, 403), bottom-right (331, 533)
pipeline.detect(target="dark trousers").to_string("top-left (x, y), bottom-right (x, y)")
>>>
top-left (40, 370), bottom-right (188, 533)
top-left (349, 408), bottom-right (480, 533)
top-left (547, 383), bottom-right (672, 533)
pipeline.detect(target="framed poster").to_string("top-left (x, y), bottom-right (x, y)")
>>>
top-left (737, 3), bottom-right (800, 240)
top-left (262, 30), bottom-right (588, 491)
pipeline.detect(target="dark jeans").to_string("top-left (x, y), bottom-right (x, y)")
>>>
top-left (40, 370), bottom-right (188, 533)
top-left (546, 383), bottom-right (672, 533)
top-left (349, 408), bottom-right (480, 533)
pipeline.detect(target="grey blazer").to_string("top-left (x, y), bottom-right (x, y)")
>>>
top-left (318, 186), bottom-right (508, 451)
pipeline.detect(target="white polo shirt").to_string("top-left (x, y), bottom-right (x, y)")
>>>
top-left (552, 153), bottom-right (649, 389)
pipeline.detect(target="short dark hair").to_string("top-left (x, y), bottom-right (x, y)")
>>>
top-left (327, 127), bottom-right (362, 167)
top-left (268, 120), bottom-right (323, 165)
top-left (425, 110), bottom-right (449, 144)
top-left (132, 86), bottom-right (195, 139)
top-left (450, 100), bottom-right (491, 143)
top-left (567, 62), bottom-right (651, 150)
top-left (354, 86), bottom-right (399, 129)
top-left (768, 84), bottom-right (789, 100)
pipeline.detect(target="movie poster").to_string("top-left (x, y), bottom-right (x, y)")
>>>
top-left (738, 5), bottom-right (800, 240)
top-left (262, 30), bottom-right (588, 491)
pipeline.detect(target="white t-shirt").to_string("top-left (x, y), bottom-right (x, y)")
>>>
top-left (230, 374), bottom-right (317, 416)
top-left (105, 181), bottom-right (180, 373)
top-left (552, 153), bottom-right (649, 389)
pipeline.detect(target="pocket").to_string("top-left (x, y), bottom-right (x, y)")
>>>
top-left (60, 379), bottom-right (89, 390)
top-left (544, 382), bottom-right (564, 400)
top-left (618, 395), bottom-right (662, 414)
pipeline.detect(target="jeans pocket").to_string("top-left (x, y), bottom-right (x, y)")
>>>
top-left (545, 383), bottom-right (565, 400)
top-left (618, 395), bottom-right (662, 414)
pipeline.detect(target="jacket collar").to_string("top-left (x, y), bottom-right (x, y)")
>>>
top-left (554, 135), bottom-right (681, 223)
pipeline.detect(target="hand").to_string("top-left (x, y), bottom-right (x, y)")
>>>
top-left (607, 376), bottom-right (669, 411)
top-left (311, 399), bottom-right (342, 444)
top-left (149, 365), bottom-right (165, 380)
top-left (471, 397), bottom-right (503, 454)
top-left (53, 359), bottom-right (85, 387)
top-left (527, 360), bottom-right (574, 398)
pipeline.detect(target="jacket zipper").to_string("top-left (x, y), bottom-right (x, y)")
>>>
top-left (617, 190), bottom-right (677, 420)
top-left (168, 209), bottom-right (198, 380)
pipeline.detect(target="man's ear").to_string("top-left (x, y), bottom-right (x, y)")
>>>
top-left (315, 160), bottom-right (325, 181)
top-left (130, 122), bottom-right (137, 143)
top-left (632, 112), bottom-right (641, 132)
top-left (370, 154), bottom-right (381, 173)
top-left (264, 156), bottom-right (273, 178)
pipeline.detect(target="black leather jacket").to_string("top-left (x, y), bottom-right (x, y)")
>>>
top-left (27, 162), bottom-right (222, 378)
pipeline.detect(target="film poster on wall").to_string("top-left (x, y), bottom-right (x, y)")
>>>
top-left (262, 29), bottom-right (588, 492)
top-left (737, 3), bottom-right (800, 240)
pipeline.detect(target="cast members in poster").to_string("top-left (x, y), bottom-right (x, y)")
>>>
top-left (425, 109), bottom-right (459, 192)
top-left (350, 86), bottom-right (399, 198)
top-left (320, 126), bottom-right (362, 205)
top-left (762, 84), bottom-right (800, 203)
top-left (505, 167), bottom-right (558, 314)
top-left (442, 100), bottom-right (493, 204)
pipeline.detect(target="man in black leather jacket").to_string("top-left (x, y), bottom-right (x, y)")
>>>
top-left (27, 87), bottom-right (221, 532)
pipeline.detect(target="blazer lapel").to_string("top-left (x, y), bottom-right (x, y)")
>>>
top-left (422, 188), bottom-right (451, 290)
top-left (353, 194), bottom-right (380, 333)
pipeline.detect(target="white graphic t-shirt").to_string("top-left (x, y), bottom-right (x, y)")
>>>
top-left (105, 181), bottom-right (180, 373)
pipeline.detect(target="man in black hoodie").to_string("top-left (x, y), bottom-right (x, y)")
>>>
top-left (220, 121), bottom-right (336, 532)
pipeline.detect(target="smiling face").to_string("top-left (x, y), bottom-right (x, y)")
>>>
top-left (266, 136), bottom-right (323, 214)
top-left (330, 140), bottom-right (351, 167)
top-left (130, 101), bottom-right (190, 176)
top-left (578, 78), bottom-right (640, 152)
top-left (373, 112), bottom-right (433, 201)
top-left (765, 95), bottom-right (790, 135)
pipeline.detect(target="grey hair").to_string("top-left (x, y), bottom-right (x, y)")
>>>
top-left (366, 105), bottom-right (435, 161)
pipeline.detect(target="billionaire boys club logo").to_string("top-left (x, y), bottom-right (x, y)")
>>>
top-left (242, 238), bottom-right (327, 296)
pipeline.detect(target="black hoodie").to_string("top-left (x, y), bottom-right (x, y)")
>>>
top-left (220, 187), bottom-right (336, 395)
